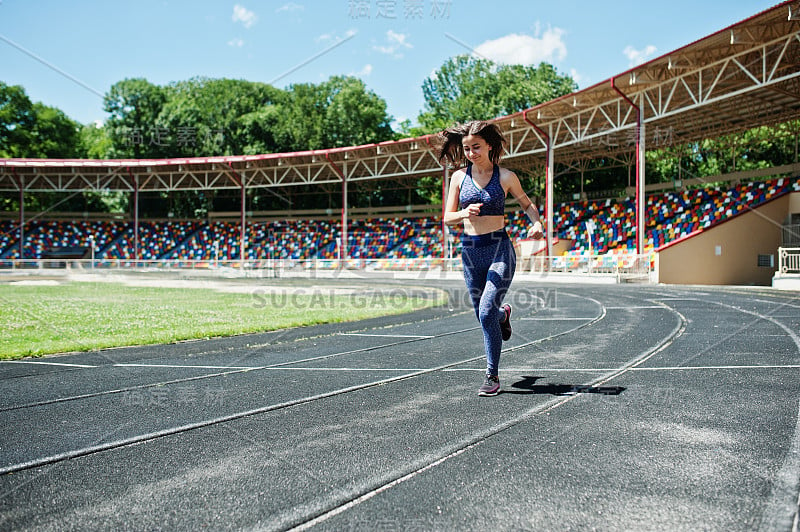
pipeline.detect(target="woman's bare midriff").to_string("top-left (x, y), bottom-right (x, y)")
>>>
top-left (462, 215), bottom-right (505, 236)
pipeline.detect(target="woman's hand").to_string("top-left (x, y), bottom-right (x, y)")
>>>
top-left (528, 221), bottom-right (544, 240)
top-left (462, 203), bottom-right (482, 219)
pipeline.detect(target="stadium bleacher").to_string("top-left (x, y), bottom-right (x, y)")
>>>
top-left (2, 176), bottom-right (798, 263)
top-left (0, 221), bottom-right (18, 259)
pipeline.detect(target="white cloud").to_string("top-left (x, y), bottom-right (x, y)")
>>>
top-left (623, 44), bottom-right (658, 66)
top-left (373, 30), bottom-right (412, 58)
top-left (276, 2), bottom-right (304, 13)
top-left (569, 68), bottom-right (584, 86)
top-left (387, 30), bottom-right (411, 48)
top-left (473, 27), bottom-right (567, 65)
top-left (355, 64), bottom-right (373, 77)
top-left (228, 38), bottom-right (245, 47)
top-left (318, 29), bottom-right (357, 44)
top-left (232, 4), bottom-right (257, 28)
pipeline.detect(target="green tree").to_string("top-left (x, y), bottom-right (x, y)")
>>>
top-left (0, 82), bottom-right (80, 158)
top-left (99, 76), bottom-right (394, 160)
top-left (274, 76), bottom-right (394, 151)
top-left (0, 82), bottom-right (35, 157)
top-left (494, 63), bottom-right (577, 115)
top-left (236, 105), bottom-right (283, 155)
top-left (78, 123), bottom-right (114, 159)
top-left (93, 75), bottom-right (398, 215)
top-left (157, 77), bottom-right (284, 157)
top-left (417, 55), bottom-right (577, 132)
top-left (272, 81), bottom-right (327, 151)
top-left (103, 78), bottom-right (168, 158)
top-left (320, 76), bottom-right (394, 148)
top-left (27, 103), bottom-right (81, 158)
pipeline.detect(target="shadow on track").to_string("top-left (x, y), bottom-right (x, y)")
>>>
top-left (502, 375), bottom-right (626, 396)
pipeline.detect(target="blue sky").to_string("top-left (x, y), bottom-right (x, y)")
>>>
top-left (0, 0), bottom-right (781, 129)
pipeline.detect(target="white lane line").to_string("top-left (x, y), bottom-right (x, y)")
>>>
top-left (701, 300), bottom-right (800, 532)
top-left (604, 306), bottom-right (665, 309)
top-left (0, 356), bottom-right (491, 476)
top-left (3, 327), bottom-right (481, 413)
top-left (264, 367), bottom-right (424, 372)
top-left (444, 365), bottom-right (800, 372)
top-left (0, 368), bottom-right (259, 414)
top-left (110, 365), bottom-right (781, 374)
top-left (633, 364), bottom-right (800, 371)
top-left (443, 368), bottom-right (611, 372)
top-left (0, 293), bottom-right (605, 477)
top-left (736, 296), bottom-right (800, 311)
top-left (339, 333), bottom-right (434, 339)
top-left (116, 364), bottom-right (426, 372)
top-left (0, 360), bottom-right (97, 368)
top-left (290, 295), bottom-right (678, 532)
top-left (114, 363), bottom-right (258, 370)
top-left (519, 317), bottom-right (594, 321)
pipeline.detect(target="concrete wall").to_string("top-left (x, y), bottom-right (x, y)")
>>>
top-left (790, 192), bottom-right (800, 214)
top-left (656, 192), bottom-right (797, 286)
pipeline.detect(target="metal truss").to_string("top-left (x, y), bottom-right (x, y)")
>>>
top-left (497, 17), bottom-right (800, 164)
top-left (1, 1), bottom-right (798, 195)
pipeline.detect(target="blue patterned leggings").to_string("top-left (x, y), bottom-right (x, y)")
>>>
top-left (461, 229), bottom-right (516, 376)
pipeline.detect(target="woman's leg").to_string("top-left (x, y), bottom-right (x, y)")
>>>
top-left (462, 246), bottom-right (489, 325)
top-left (477, 238), bottom-right (516, 375)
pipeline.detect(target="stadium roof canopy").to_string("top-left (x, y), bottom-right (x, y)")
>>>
top-left (1, 2), bottom-right (799, 194)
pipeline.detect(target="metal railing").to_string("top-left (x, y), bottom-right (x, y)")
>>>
top-left (782, 224), bottom-right (800, 247)
top-left (0, 254), bottom-right (656, 281)
top-left (525, 253), bottom-right (655, 281)
top-left (778, 247), bottom-right (800, 274)
top-left (0, 258), bottom-right (462, 275)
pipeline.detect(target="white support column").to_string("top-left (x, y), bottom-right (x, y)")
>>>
top-left (240, 180), bottom-right (247, 266)
top-left (18, 176), bottom-right (24, 261)
top-left (522, 111), bottom-right (553, 265)
top-left (637, 116), bottom-right (646, 255)
top-left (133, 175), bottom-right (139, 263)
top-left (341, 176), bottom-right (348, 262)
top-left (611, 78), bottom-right (646, 256)
top-left (546, 128), bottom-right (554, 260)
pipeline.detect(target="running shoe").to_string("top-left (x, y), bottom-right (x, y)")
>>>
top-left (478, 374), bottom-right (501, 396)
top-left (500, 304), bottom-right (512, 341)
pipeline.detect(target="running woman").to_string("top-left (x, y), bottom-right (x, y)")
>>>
top-left (438, 120), bottom-right (544, 396)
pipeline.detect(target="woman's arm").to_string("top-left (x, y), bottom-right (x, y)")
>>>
top-left (443, 170), bottom-right (481, 225)
top-left (504, 170), bottom-right (544, 239)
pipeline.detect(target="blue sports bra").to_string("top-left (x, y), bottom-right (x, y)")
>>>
top-left (459, 164), bottom-right (505, 216)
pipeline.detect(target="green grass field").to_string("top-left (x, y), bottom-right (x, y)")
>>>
top-left (0, 281), bottom-right (446, 359)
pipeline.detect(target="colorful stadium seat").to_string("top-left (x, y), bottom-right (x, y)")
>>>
top-left (2, 176), bottom-right (798, 263)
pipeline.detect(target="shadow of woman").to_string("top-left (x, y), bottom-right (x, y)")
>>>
top-left (503, 375), bottom-right (625, 396)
